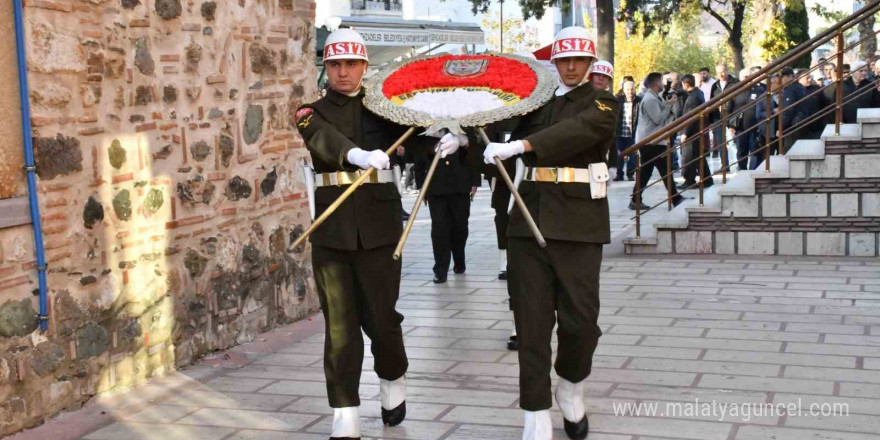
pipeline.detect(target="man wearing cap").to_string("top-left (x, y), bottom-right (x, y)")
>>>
top-left (294, 28), bottom-right (463, 440)
top-left (482, 26), bottom-right (618, 440)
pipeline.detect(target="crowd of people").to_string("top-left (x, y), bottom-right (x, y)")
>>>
top-left (601, 59), bottom-right (880, 210)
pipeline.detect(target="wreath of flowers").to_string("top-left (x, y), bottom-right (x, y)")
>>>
top-left (364, 53), bottom-right (557, 130)
top-left (382, 55), bottom-right (538, 101)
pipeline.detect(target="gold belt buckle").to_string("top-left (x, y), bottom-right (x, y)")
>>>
top-left (535, 168), bottom-right (558, 183)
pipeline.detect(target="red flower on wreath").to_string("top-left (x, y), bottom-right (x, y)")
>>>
top-left (382, 55), bottom-right (538, 100)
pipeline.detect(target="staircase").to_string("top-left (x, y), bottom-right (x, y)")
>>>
top-left (624, 109), bottom-right (880, 257)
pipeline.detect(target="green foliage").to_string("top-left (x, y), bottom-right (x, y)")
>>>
top-left (614, 18), bottom-right (731, 87)
top-left (619, 0), bottom-right (749, 70)
top-left (759, 0), bottom-right (810, 68)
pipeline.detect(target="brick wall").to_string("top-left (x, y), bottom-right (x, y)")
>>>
top-left (0, 0), bottom-right (318, 435)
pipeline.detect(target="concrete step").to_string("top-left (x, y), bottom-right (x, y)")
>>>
top-left (821, 123), bottom-right (861, 141)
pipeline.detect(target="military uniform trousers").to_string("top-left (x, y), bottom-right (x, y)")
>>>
top-left (508, 237), bottom-right (603, 411)
top-left (427, 194), bottom-right (471, 276)
top-left (492, 182), bottom-right (512, 251)
top-left (312, 243), bottom-right (409, 408)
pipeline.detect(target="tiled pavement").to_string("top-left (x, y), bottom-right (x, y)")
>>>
top-left (10, 173), bottom-right (880, 440)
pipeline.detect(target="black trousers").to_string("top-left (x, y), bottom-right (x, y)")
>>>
top-left (631, 144), bottom-right (682, 203)
top-left (428, 194), bottom-right (470, 276)
top-left (312, 243), bottom-right (408, 408)
top-left (508, 238), bottom-right (603, 411)
top-left (681, 138), bottom-right (712, 184)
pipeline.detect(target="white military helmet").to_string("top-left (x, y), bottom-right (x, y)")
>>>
top-left (591, 60), bottom-right (614, 79)
top-left (323, 28), bottom-right (369, 63)
top-left (550, 26), bottom-right (598, 62)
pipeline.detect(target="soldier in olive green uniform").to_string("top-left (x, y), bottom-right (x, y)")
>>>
top-left (294, 29), bottom-right (460, 440)
top-left (483, 27), bottom-right (618, 440)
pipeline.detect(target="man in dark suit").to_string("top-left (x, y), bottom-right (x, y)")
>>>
top-left (730, 67), bottom-right (767, 170)
top-left (796, 69), bottom-right (825, 140)
top-left (709, 64), bottom-right (739, 165)
top-left (779, 67), bottom-right (807, 153)
top-left (425, 147), bottom-right (481, 284)
top-left (678, 74), bottom-right (713, 189)
top-left (756, 74), bottom-right (781, 165)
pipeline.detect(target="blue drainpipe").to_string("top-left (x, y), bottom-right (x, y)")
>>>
top-left (13, 0), bottom-right (49, 332)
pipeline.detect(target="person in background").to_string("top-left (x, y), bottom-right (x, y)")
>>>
top-left (730, 66), bottom-right (766, 170)
top-left (797, 68), bottom-right (825, 140)
top-left (615, 79), bottom-right (640, 181)
top-left (630, 72), bottom-right (685, 210)
top-left (425, 144), bottom-right (480, 285)
top-left (709, 63), bottom-right (739, 166)
top-left (779, 67), bottom-right (807, 153)
top-left (699, 67), bottom-right (716, 104)
top-left (678, 74), bottom-right (714, 190)
top-left (844, 60), bottom-right (873, 123)
top-left (756, 73), bottom-right (781, 164)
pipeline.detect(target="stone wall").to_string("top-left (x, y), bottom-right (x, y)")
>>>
top-left (0, 0), bottom-right (318, 435)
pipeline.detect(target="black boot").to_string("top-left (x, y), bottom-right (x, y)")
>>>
top-left (329, 438), bottom-right (360, 440)
top-left (381, 401), bottom-right (406, 427)
top-left (507, 335), bottom-right (518, 350)
top-left (563, 415), bottom-right (589, 440)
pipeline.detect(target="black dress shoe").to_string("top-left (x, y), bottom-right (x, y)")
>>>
top-left (498, 270), bottom-right (508, 280)
top-left (628, 201), bottom-right (649, 210)
top-left (677, 181), bottom-right (696, 191)
top-left (613, 175), bottom-right (625, 182)
top-left (627, 175), bottom-right (635, 181)
top-left (432, 275), bottom-right (447, 284)
top-left (507, 335), bottom-right (518, 350)
top-left (381, 401), bottom-right (406, 426)
top-left (672, 196), bottom-right (690, 208)
top-left (329, 437), bottom-right (360, 440)
top-left (563, 415), bottom-right (589, 440)
top-left (453, 265), bottom-right (466, 274)
top-left (702, 178), bottom-right (714, 188)
top-left (401, 211), bottom-right (410, 222)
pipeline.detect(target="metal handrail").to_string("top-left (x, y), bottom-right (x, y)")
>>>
top-left (627, 1), bottom-right (880, 239)
top-left (621, 0), bottom-right (880, 158)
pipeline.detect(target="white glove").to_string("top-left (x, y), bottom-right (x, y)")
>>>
top-left (437, 133), bottom-right (468, 158)
top-left (483, 141), bottom-right (524, 164)
top-left (347, 148), bottom-right (390, 170)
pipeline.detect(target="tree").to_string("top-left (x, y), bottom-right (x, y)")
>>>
top-left (481, 11), bottom-right (541, 53)
top-left (758, 0), bottom-right (810, 67)
top-left (463, 0), bottom-right (616, 64)
top-left (619, 0), bottom-right (749, 72)
top-left (464, 0), bottom-right (571, 19)
top-left (857, 11), bottom-right (877, 61)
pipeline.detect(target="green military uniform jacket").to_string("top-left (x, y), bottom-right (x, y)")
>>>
top-left (296, 88), bottom-right (420, 251)
top-left (508, 84), bottom-right (619, 244)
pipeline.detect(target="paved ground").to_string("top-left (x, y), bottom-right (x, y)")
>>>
top-left (11, 165), bottom-right (880, 440)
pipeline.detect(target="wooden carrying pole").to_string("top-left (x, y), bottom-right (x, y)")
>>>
top-left (393, 147), bottom-right (443, 260)
top-left (477, 127), bottom-right (546, 248)
top-left (289, 127), bottom-right (416, 252)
